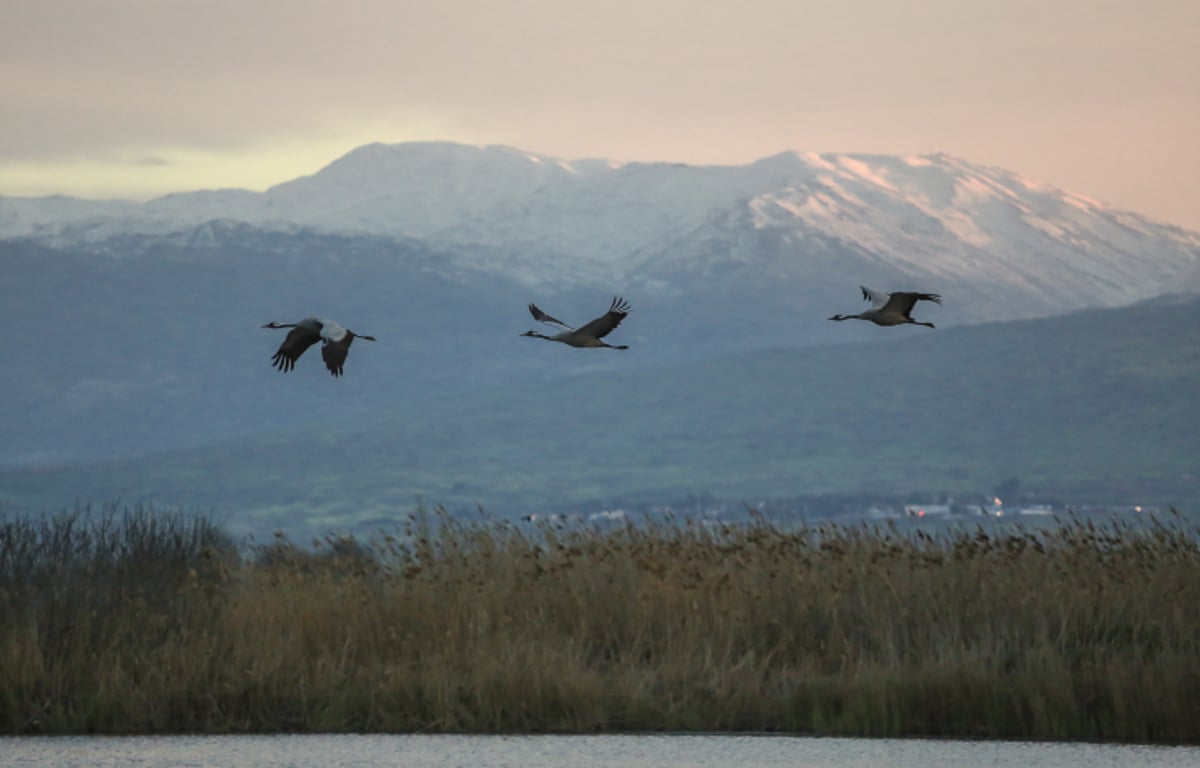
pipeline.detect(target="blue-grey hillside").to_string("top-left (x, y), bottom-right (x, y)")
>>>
top-left (2, 296), bottom-right (1196, 539)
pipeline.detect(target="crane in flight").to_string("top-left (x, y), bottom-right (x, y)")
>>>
top-left (521, 296), bottom-right (632, 349)
top-left (828, 286), bottom-right (941, 328)
top-left (262, 317), bottom-right (376, 377)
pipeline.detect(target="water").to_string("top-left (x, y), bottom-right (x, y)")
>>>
top-left (2, 734), bottom-right (1197, 768)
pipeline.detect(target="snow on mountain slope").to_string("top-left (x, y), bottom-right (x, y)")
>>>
top-left (0, 195), bottom-right (142, 240)
top-left (739, 153), bottom-right (1199, 307)
top-left (3, 142), bottom-right (1198, 308)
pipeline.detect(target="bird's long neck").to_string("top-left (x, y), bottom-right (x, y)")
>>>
top-left (829, 313), bottom-right (863, 322)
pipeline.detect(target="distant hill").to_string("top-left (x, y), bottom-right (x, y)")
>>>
top-left (3, 296), bottom-right (1196, 537)
top-left (0, 224), bottom-right (942, 466)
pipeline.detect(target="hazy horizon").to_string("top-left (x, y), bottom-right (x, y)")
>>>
top-left (2, 1), bottom-right (1197, 230)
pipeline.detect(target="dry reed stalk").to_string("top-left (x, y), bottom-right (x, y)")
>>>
top-left (1, 507), bottom-right (1197, 739)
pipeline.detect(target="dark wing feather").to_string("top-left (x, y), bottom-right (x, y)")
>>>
top-left (575, 296), bottom-right (631, 340)
top-left (321, 334), bottom-right (355, 377)
top-left (528, 303), bottom-right (574, 331)
top-left (271, 326), bottom-right (321, 373)
top-left (882, 291), bottom-right (941, 317)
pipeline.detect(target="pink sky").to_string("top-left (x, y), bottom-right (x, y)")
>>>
top-left (2, 0), bottom-right (1198, 229)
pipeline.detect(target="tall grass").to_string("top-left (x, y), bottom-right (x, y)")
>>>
top-left (1, 505), bottom-right (1197, 741)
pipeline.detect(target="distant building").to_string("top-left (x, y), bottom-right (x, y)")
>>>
top-left (588, 509), bottom-right (626, 522)
top-left (905, 504), bottom-right (951, 518)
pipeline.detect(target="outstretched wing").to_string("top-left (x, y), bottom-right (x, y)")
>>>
top-left (859, 286), bottom-right (890, 308)
top-left (575, 296), bottom-right (631, 340)
top-left (882, 291), bottom-right (942, 317)
top-left (271, 326), bottom-right (321, 373)
top-left (321, 334), bottom-right (355, 377)
top-left (528, 303), bottom-right (574, 331)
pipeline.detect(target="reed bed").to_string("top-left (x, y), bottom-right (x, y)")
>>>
top-left (1, 504), bottom-right (1197, 741)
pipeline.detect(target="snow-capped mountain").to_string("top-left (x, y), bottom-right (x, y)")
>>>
top-left (4, 141), bottom-right (1200, 473)
top-left (3, 142), bottom-right (1198, 318)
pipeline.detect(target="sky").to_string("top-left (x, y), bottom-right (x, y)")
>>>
top-left (2, 0), bottom-right (1198, 229)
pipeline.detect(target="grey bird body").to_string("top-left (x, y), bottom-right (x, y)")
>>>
top-left (829, 286), bottom-right (941, 328)
top-left (262, 316), bottom-right (376, 377)
top-left (522, 296), bottom-right (631, 349)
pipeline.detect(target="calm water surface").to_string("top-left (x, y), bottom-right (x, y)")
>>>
top-left (2, 734), bottom-right (1196, 768)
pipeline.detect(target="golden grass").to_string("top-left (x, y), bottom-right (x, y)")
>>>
top-left (1, 506), bottom-right (1197, 740)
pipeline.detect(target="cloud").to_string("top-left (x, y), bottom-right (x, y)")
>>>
top-left (131, 155), bottom-right (172, 168)
top-left (0, 116), bottom-right (478, 200)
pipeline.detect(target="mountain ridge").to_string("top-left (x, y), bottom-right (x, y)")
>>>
top-left (3, 142), bottom-right (1197, 308)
